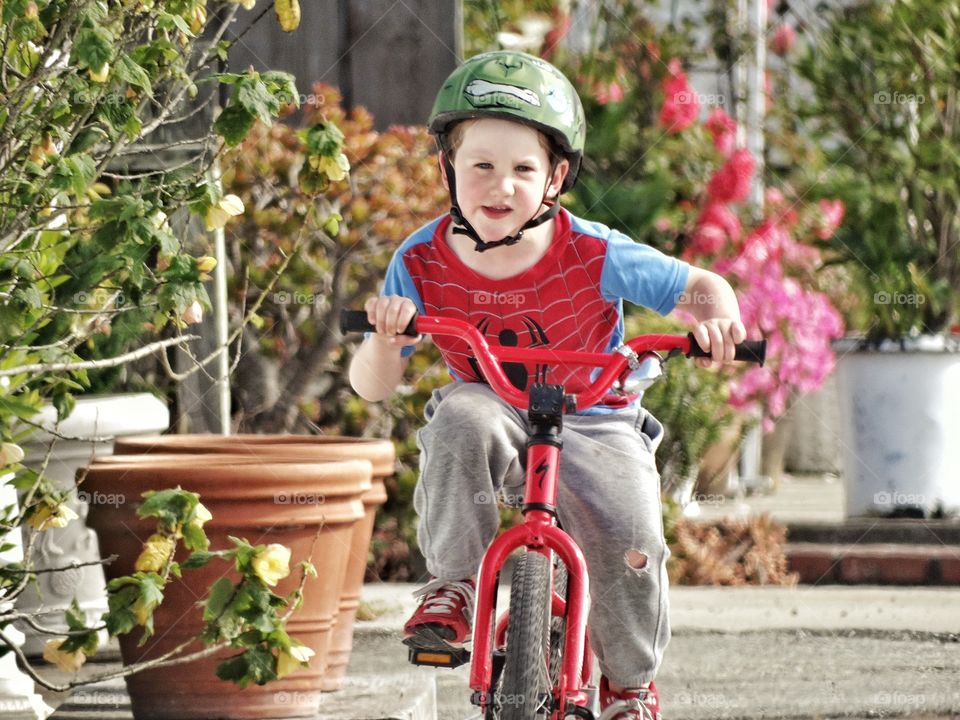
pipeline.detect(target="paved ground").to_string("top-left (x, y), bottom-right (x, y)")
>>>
top-left (352, 583), bottom-right (960, 720)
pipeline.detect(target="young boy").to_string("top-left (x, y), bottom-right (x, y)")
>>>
top-left (348, 51), bottom-right (746, 720)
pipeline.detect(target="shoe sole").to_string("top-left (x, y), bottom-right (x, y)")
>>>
top-left (403, 626), bottom-right (473, 653)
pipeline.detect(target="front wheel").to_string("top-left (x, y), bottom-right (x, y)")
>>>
top-left (495, 550), bottom-right (553, 720)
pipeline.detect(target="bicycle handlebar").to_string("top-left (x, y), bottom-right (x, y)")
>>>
top-left (340, 309), bottom-right (766, 412)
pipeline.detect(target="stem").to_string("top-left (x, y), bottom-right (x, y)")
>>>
top-left (0, 335), bottom-right (199, 376)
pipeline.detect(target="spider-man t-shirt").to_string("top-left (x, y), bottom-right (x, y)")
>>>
top-left (382, 208), bottom-right (690, 412)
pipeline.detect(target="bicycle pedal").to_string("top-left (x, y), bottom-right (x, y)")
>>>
top-left (407, 645), bottom-right (471, 668)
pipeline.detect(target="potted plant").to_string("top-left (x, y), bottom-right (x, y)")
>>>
top-left (794, 0), bottom-right (960, 517)
top-left (0, 0), bottom-right (358, 713)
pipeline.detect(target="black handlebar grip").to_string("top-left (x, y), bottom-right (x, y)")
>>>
top-left (339, 309), bottom-right (419, 336)
top-left (686, 332), bottom-right (766, 366)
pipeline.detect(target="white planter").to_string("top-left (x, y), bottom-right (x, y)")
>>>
top-left (15, 393), bottom-right (169, 656)
top-left (835, 337), bottom-right (960, 518)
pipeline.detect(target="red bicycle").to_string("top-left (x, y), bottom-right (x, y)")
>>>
top-left (341, 310), bottom-right (765, 720)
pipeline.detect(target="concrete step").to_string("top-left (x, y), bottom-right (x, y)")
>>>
top-left (786, 518), bottom-right (960, 545)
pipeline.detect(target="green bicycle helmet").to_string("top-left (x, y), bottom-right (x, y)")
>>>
top-left (429, 51), bottom-right (586, 253)
top-left (430, 51), bottom-right (585, 193)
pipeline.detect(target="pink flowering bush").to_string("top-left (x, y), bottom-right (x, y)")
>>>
top-left (554, 1), bottom-right (845, 431)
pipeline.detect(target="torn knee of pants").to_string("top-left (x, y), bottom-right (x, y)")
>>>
top-left (624, 549), bottom-right (648, 572)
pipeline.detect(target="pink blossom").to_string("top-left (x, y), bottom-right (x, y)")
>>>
top-left (595, 81), bottom-right (625, 105)
top-left (658, 60), bottom-right (699, 133)
top-left (706, 149), bottom-right (754, 203)
top-left (654, 216), bottom-right (673, 232)
top-left (704, 108), bottom-right (737, 156)
top-left (815, 198), bottom-right (845, 239)
top-left (769, 24), bottom-right (796, 55)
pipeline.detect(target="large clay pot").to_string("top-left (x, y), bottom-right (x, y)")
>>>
top-left (83, 453), bottom-right (371, 720)
top-left (111, 435), bottom-right (393, 690)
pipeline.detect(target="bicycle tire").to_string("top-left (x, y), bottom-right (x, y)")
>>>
top-left (497, 550), bottom-right (553, 720)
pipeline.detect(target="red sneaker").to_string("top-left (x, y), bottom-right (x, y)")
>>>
top-left (598, 676), bottom-right (662, 720)
top-left (402, 578), bottom-right (475, 650)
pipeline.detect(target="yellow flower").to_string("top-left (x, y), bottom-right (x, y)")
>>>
top-left (276, 643), bottom-right (315, 679)
top-left (274, 0), bottom-right (301, 32)
top-left (195, 256), bottom-right (217, 273)
top-left (0, 442), bottom-right (25, 467)
top-left (89, 62), bottom-right (110, 83)
top-left (190, 502), bottom-right (213, 528)
top-left (181, 300), bottom-right (204, 325)
top-left (317, 153), bottom-right (350, 182)
top-left (43, 639), bottom-right (86, 673)
top-left (134, 533), bottom-right (177, 574)
top-left (203, 194), bottom-right (245, 230)
top-left (27, 502), bottom-right (78, 531)
top-left (250, 543), bottom-right (291, 587)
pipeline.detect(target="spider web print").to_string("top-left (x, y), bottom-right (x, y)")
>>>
top-left (403, 220), bottom-right (624, 403)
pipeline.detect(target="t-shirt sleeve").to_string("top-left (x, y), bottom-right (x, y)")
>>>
top-left (381, 251), bottom-right (425, 358)
top-left (599, 229), bottom-right (690, 315)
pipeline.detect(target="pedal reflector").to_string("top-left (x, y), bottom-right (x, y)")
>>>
top-left (408, 646), bottom-right (471, 668)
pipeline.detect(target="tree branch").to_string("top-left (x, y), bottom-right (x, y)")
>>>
top-left (0, 335), bottom-right (199, 377)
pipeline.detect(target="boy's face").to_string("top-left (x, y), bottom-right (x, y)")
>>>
top-left (444, 118), bottom-right (569, 243)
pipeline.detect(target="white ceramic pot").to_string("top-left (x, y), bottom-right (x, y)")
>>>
top-left (15, 393), bottom-right (169, 656)
top-left (835, 337), bottom-right (960, 518)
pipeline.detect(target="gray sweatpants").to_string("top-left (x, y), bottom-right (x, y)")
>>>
top-left (413, 382), bottom-right (671, 688)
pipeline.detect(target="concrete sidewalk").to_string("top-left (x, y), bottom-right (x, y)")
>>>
top-left (345, 582), bottom-right (960, 720)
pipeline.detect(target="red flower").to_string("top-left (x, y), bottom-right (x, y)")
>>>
top-left (704, 108), bottom-right (737, 156)
top-left (769, 23), bottom-right (796, 55)
top-left (706, 149), bottom-right (755, 203)
top-left (686, 201), bottom-right (742, 258)
top-left (815, 199), bottom-right (845, 239)
top-left (658, 59), bottom-right (698, 133)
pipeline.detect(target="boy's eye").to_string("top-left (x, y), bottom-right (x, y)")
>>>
top-left (475, 162), bottom-right (493, 170)
top-left (515, 165), bottom-right (534, 173)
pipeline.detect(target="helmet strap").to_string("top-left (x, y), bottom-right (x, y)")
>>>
top-left (442, 147), bottom-right (561, 254)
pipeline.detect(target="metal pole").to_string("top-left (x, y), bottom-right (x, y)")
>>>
top-left (738, 0), bottom-right (768, 490)
top-left (211, 162), bottom-right (231, 436)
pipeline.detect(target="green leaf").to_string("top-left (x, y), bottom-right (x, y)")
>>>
top-left (182, 521), bottom-right (209, 552)
top-left (115, 55), bottom-right (153, 96)
top-left (72, 26), bottom-right (114, 72)
top-left (236, 80), bottom-right (279, 124)
top-left (214, 103), bottom-right (255, 147)
top-left (182, 550), bottom-right (216, 569)
top-left (203, 576), bottom-right (235, 621)
top-left (65, 599), bottom-right (87, 631)
top-left (215, 653), bottom-right (249, 686)
top-left (243, 645), bottom-right (277, 686)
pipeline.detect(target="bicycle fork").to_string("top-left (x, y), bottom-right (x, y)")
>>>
top-left (470, 383), bottom-right (595, 717)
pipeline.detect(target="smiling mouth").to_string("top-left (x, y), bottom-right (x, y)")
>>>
top-left (482, 206), bottom-right (512, 217)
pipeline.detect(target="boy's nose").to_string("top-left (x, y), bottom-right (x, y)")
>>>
top-left (495, 174), bottom-right (515, 195)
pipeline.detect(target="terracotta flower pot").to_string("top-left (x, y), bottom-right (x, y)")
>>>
top-left (111, 435), bottom-right (393, 690)
top-left (83, 453), bottom-right (371, 720)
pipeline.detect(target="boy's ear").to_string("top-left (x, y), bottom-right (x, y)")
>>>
top-left (546, 158), bottom-right (570, 200)
top-left (438, 151), bottom-right (450, 191)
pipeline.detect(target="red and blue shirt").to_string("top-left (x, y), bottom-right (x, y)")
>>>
top-left (383, 208), bottom-right (689, 410)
